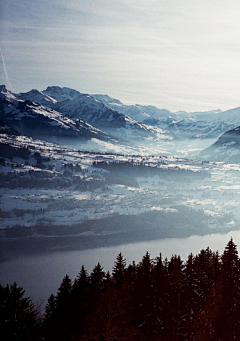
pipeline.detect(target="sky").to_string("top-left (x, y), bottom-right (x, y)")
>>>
top-left (1, 0), bottom-right (240, 112)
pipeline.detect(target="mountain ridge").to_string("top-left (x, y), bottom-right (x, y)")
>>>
top-left (2, 84), bottom-right (240, 162)
top-left (15, 85), bottom-right (171, 142)
top-left (0, 85), bottom-right (110, 143)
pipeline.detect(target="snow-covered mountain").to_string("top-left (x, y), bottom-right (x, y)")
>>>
top-left (199, 125), bottom-right (240, 162)
top-left (93, 94), bottom-right (240, 141)
top-left (166, 108), bottom-right (240, 139)
top-left (18, 85), bottom-right (240, 144)
top-left (17, 86), bottom-right (171, 142)
top-left (92, 94), bottom-right (177, 128)
top-left (17, 86), bottom-right (82, 106)
top-left (5, 84), bottom-right (240, 161)
top-left (0, 85), bottom-right (110, 143)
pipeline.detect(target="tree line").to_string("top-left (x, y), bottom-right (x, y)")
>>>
top-left (1, 238), bottom-right (240, 340)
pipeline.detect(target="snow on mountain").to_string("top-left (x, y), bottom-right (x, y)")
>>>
top-left (92, 94), bottom-right (239, 141)
top-left (6, 84), bottom-right (240, 160)
top-left (53, 93), bottom-right (128, 129)
top-left (166, 108), bottom-right (240, 140)
top-left (44, 86), bottom-right (82, 102)
top-left (93, 94), bottom-right (178, 128)
top-left (0, 85), bottom-right (110, 143)
top-left (18, 86), bottom-right (171, 142)
top-left (17, 89), bottom-right (57, 107)
top-left (17, 86), bottom-right (82, 106)
top-left (199, 125), bottom-right (240, 162)
top-left (175, 109), bottom-right (222, 120)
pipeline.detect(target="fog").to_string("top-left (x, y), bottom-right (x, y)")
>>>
top-left (65, 136), bottom-right (217, 159)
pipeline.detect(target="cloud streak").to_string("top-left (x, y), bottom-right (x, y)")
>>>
top-left (0, 45), bottom-right (13, 91)
top-left (3, 0), bottom-right (240, 111)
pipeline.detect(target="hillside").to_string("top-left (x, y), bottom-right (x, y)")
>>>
top-left (18, 86), bottom-right (170, 142)
top-left (199, 126), bottom-right (240, 162)
top-left (0, 85), bottom-right (110, 143)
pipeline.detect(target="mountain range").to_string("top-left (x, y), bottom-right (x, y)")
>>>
top-left (16, 86), bottom-right (168, 143)
top-left (0, 85), bottom-right (109, 142)
top-left (1, 84), bottom-right (240, 161)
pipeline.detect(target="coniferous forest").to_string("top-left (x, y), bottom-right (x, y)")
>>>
top-left (2, 238), bottom-right (240, 341)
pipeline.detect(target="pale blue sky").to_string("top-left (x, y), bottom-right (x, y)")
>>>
top-left (1, 0), bottom-right (240, 111)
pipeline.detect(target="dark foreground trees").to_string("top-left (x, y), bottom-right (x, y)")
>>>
top-left (0, 282), bottom-right (41, 341)
top-left (3, 238), bottom-right (240, 340)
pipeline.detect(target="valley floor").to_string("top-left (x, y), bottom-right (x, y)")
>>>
top-left (1, 146), bottom-right (240, 260)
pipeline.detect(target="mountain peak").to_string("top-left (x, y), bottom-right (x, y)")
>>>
top-left (43, 86), bottom-right (81, 102)
top-left (45, 86), bottom-right (62, 92)
top-left (0, 84), bottom-right (7, 93)
top-left (93, 94), bottom-right (123, 106)
top-left (0, 88), bottom-right (110, 142)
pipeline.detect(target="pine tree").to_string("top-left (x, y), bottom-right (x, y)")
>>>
top-left (73, 265), bottom-right (89, 297)
top-left (90, 262), bottom-right (105, 290)
top-left (133, 252), bottom-right (154, 338)
top-left (89, 262), bottom-right (106, 315)
top-left (45, 274), bottom-right (73, 341)
top-left (0, 282), bottom-right (40, 341)
top-left (44, 293), bottom-right (57, 320)
top-left (165, 255), bottom-right (183, 341)
top-left (222, 237), bottom-right (239, 277)
top-left (104, 270), bottom-right (112, 288)
top-left (56, 274), bottom-right (72, 311)
top-left (213, 238), bottom-right (240, 340)
top-left (126, 260), bottom-right (137, 285)
top-left (151, 253), bottom-right (168, 339)
top-left (112, 252), bottom-right (126, 287)
top-left (70, 266), bottom-right (90, 341)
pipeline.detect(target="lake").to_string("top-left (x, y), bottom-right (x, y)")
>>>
top-left (1, 230), bottom-right (240, 313)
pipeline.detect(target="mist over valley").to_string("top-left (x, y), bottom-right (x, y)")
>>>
top-left (1, 85), bottom-right (240, 257)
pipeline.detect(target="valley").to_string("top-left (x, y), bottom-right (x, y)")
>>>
top-left (1, 84), bottom-right (240, 261)
top-left (1, 144), bottom-right (239, 259)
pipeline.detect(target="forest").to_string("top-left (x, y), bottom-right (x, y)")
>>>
top-left (1, 238), bottom-right (240, 341)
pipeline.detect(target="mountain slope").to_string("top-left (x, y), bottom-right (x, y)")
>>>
top-left (199, 126), bottom-right (240, 162)
top-left (0, 85), bottom-right (110, 143)
top-left (18, 86), bottom-right (171, 142)
top-left (165, 108), bottom-right (240, 140)
top-left (92, 94), bottom-right (235, 141)
top-left (17, 86), bottom-right (81, 106)
top-left (0, 118), bottom-right (20, 136)
top-left (93, 94), bottom-right (178, 128)
top-left (13, 85), bottom-right (240, 155)
top-left (92, 94), bottom-right (240, 141)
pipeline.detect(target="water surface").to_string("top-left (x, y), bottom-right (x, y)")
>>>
top-left (1, 230), bottom-right (239, 312)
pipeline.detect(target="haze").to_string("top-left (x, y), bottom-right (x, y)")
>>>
top-left (1, 0), bottom-right (240, 111)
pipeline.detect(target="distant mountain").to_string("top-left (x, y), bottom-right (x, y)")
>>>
top-left (199, 126), bottom-right (240, 162)
top-left (94, 94), bottom-right (240, 140)
top-left (18, 86), bottom-right (171, 142)
top-left (165, 108), bottom-right (240, 140)
top-left (8, 85), bottom-right (240, 154)
top-left (92, 94), bottom-right (177, 128)
top-left (0, 85), bottom-right (110, 143)
top-left (17, 86), bottom-right (81, 106)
